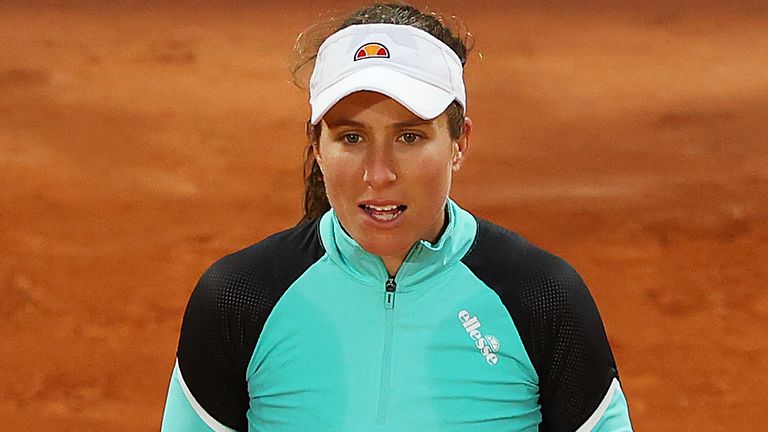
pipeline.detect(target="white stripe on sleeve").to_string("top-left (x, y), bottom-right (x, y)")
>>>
top-left (575, 377), bottom-right (621, 432)
top-left (174, 359), bottom-right (238, 432)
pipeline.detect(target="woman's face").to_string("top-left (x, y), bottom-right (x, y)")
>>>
top-left (316, 91), bottom-right (469, 271)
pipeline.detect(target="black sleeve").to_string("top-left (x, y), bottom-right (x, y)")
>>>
top-left (462, 219), bottom-right (619, 432)
top-left (175, 219), bottom-right (325, 430)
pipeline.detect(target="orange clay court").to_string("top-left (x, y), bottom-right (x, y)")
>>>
top-left (1, 2), bottom-right (766, 431)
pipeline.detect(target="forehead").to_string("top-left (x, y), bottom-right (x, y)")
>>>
top-left (322, 91), bottom-right (441, 128)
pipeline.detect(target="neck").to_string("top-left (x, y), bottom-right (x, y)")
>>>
top-left (382, 254), bottom-right (406, 277)
top-left (380, 205), bottom-right (451, 277)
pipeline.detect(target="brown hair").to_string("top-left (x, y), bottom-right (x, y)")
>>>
top-left (292, 3), bottom-right (473, 222)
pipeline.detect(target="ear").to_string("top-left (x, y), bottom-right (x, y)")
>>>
top-left (452, 116), bottom-right (472, 172)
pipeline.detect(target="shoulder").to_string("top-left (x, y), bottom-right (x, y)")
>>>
top-left (461, 217), bottom-right (606, 353)
top-left (205, 217), bottom-right (325, 284)
top-left (183, 218), bottom-right (326, 350)
top-left (181, 217), bottom-right (326, 339)
top-left (461, 217), bottom-right (582, 298)
top-left (187, 218), bottom-right (326, 331)
top-left (460, 217), bottom-right (596, 361)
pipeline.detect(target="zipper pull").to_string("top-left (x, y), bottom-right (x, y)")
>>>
top-left (384, 277), bottom-right (397, 309)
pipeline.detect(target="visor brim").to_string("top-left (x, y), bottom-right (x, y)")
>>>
top-left (310, 67), bottom-right (457, 125)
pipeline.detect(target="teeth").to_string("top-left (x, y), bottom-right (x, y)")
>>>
top-left (367, 204), bottom-right (398, 211)
top-left (371, 212), bottom-right (398, 221)
top-left (362, 204), bottom-right (404, 222)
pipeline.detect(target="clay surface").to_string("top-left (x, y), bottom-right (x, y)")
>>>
top-left (1, 2), bottom-right (766, 430)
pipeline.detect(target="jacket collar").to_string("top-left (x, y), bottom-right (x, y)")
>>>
top-left (318, 199), bottom-right (477, 290)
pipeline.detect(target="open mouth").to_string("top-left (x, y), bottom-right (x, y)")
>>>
top-left (359, 204), bottom-right (407, 222)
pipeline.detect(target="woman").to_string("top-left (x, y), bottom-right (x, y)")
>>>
top-left (162, 3), bottom-right (633, 431)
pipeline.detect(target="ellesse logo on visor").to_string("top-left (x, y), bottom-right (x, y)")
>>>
top-left (354, 42), bottom-right (389, 60)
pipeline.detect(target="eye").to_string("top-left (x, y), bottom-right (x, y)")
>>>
top-left (400, 132), bottom-right (420, 144)
top-left (342, 133), bottom-right (362, 145)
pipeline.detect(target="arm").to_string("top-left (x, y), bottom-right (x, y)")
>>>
top-left (576, 378), bottom-right (632, 432)
top-left (161, 361), bottom-right (235, 432)
top-left (160, 220), bottom-right (325, 432)
top-left (460, 219), bottom-right (633, 432)
top-left (160, 263), bottom-right (254, 432)
top-left (534, 263), bottom-right (633, 432)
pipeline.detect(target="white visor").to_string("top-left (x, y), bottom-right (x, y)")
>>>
top-left (309, 23), bottom-right (466, 125)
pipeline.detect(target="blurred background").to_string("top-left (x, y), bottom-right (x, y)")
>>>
top-left (1, 1), bottom-right (766, 430)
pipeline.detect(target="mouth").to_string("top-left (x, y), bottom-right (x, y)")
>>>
top-left (359, 203), bottom-right (408, 222)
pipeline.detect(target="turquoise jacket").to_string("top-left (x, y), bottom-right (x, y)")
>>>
top-left (162, 200), bottom-right (632, 431)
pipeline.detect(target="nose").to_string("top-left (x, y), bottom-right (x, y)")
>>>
top-left (362, 146), bottom-right (397, 188)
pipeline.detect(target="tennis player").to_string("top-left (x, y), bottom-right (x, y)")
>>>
top-left (161, 3), bottom-right (633, 431)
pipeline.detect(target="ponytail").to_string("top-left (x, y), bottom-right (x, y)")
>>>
top-left (301, 122), bottom-right (331, 222)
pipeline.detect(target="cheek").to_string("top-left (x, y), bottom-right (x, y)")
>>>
top-left (404, 149), bottom-right (454, 187)
top-left (325, 154), bottom-right (356, 179)
top-left (318, 151), bottom-right (360, 200)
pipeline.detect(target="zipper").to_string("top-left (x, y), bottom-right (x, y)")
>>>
top-left (376, 276), bottom-right (397, 423)
top-left (384, 277), bottom-right (397, 309)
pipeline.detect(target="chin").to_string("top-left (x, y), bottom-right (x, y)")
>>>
top-left (354, 231), bottom-right (413, 261)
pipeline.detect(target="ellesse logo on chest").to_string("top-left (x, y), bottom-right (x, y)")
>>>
top-left (458, 310), bottom-right (500, 366)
